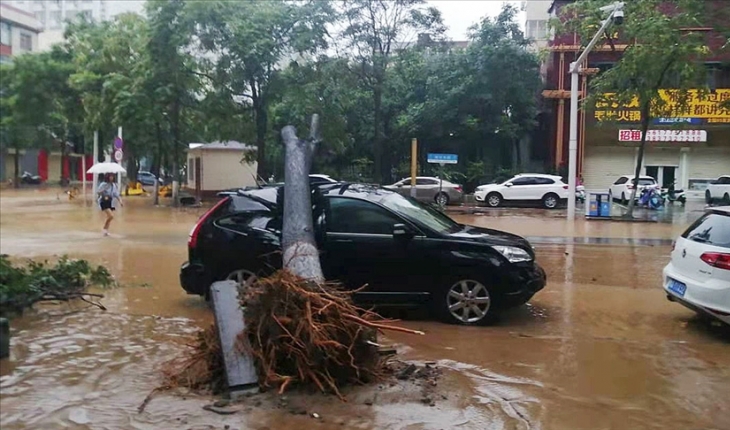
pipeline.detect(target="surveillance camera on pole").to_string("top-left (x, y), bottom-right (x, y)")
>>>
top-left (566, 1), bottom-right (625, 221)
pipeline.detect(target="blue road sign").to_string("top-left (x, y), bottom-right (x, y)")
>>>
top-left (427, 153), bottom-right (458, 164)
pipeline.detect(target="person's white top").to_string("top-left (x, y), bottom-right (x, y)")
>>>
top-left (97, 182), bottom-right (120, 208)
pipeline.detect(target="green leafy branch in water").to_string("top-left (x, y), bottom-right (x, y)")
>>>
top-left (0, 255), bottom-right (116, 317)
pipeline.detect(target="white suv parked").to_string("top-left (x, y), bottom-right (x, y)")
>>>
top-left (608, 175), bottom-right (658, 203)
top-left (663, 206), bottom-right (730, 325)
top-left (706, 175), bottom-right (730, 205)
top-left (474, 174), bottom-right (569, 209)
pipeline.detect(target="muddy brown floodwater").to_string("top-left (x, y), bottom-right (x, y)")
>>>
top-left (1, 189), bottom-right (729, 430)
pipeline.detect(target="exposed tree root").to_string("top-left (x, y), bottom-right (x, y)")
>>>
top-left (145, 270), bottom-right (423, 411)
top-left (240, 270), bottom-right (421, 399)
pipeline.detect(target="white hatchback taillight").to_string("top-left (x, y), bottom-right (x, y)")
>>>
top-left (700, 252), bottom-right (730, 271)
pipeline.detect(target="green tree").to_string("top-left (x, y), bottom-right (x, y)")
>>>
top-left (340, 0), bottom-right (445, 183)
top-left (386, 5), bottom-right (540, 183)
top-left (183, 0), bottom-right (334, 179)
top-left (145, 0), bottom-right (202, 196)
top-left (562, 0), bottom-right (718, 217)
top-left (1, 47), bottom-right (83, 185)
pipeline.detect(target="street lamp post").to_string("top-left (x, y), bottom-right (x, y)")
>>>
top-left (567, 2), bottom-right (625, 221)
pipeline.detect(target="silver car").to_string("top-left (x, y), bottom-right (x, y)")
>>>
top-left (384, 176), bottom-right (463, 206)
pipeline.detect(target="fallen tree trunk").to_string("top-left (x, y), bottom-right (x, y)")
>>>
top-left (280, 114), bottom-right (323, 282)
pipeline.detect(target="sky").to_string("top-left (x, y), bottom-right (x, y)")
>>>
top-left (428, 1), bottom-right (523, 40)
top-left (105, 0), bottom-right (522, 41)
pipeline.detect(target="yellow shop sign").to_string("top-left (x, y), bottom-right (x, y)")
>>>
top-left (593, 89), bottom-right (730, 123)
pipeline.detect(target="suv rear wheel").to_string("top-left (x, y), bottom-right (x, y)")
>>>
top-left (435, 192), bottom-right (449, 206)
top-left (226, 269), bottom-right (257, 295)
top-left (437, 278), bottom-right (497, 325)
top-left (542, 193), bottom-right (559, 209)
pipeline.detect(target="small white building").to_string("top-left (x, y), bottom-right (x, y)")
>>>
top-left (186, 141), bottom-right (258, 197)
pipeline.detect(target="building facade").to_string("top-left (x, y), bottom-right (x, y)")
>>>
top-left (0, 2), bottom-right (42, 64)
top-left (6, 0), bottom-right (142, 51)
top-left (523, 1), bottom-right (552, 52)
top-left (543, 0), bottom-right (730, 193)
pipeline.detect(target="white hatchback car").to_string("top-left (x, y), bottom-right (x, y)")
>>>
top-left (663, 206), bottom-right (730, 325)
top-left (706, 175), bottom-right (730, 205)
top-left (474, 174), bottom-right (569, 209)
top-left (608, 175), bottom-right (658, 203)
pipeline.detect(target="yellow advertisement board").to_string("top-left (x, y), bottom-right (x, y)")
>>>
top-left (593, 89), bottom-right (730, 124)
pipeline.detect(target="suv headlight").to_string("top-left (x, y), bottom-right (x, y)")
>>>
top-left (492, 246), bottom-right (532, 263)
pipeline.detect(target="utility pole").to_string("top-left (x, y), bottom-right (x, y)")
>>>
top-left (567, 2), bottom-right (624, 220)
top-left (92, 130), bottom-right (99, 199)
top-left (410, 138), bottom-right (417, 198)
top-left (117, 126), bottom-right (123, 190)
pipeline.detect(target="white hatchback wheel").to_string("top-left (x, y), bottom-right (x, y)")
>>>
top-left (446, 279), bottom-right (491, 324)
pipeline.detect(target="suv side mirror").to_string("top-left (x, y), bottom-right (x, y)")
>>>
top-left (396, 183), bottom-right (403, 188)
top-left (393, 223), bottom-right (413, 239)
top-left (505, 183), bottom-right (513, 187)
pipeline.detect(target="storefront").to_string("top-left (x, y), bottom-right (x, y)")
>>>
top-left (581, 89), bottom-right (730, 192)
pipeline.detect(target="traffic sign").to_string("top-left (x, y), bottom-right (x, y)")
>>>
top-left (427, 153), bottom-right (458, 164)
top-left (114, 136), bottom-right (123, 150)
top-left (113, 149), bottom-right (123, 162)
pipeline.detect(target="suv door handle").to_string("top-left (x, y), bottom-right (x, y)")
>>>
top-left (333, 239), bottom-right (353, 243)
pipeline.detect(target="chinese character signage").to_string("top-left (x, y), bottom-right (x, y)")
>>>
top-left (426, 153), bottom-right (458, 164)
top-left (594, 89), bottom-right (730, 123)
top-left (617, 129), bottom-right (708, 142)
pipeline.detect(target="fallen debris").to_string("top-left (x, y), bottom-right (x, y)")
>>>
top-left (146, 270), bottom-right (427, 410)
top-left (240, 270), bottom-right (423, 399)
top-left (0, 255), bottom-right (114, 317)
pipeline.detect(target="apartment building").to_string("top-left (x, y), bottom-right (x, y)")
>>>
top-left (0, 2), bottom-right (42, 63)
top-left (6, 0), bottom-right (142, 50)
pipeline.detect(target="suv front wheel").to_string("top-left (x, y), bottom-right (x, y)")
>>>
top-left (437, 278), bottom-right (498, 325)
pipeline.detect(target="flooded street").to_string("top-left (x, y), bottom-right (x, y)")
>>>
top-left (1, 190), bottom-right (729, 430)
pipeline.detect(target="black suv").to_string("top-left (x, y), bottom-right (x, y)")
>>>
top-left (180, 183), bottom-right (546, 325)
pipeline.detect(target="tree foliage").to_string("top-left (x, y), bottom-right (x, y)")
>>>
top-left (0, 1), bottom-right (542, 188)
top-left (561, 0), bottom-right (719, 216)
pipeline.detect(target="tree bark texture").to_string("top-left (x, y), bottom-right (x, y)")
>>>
top-left (13, 146), bottom-right (19, 188)
top-left (372, 84), bottom-right (384, 184)
top-left (280, 115), bottom-right (323, 283)
top-left (252, 80), bottom-right (269, 180)
top-left (626, 101), bottom-right (651, 217)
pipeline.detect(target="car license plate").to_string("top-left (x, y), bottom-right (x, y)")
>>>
top-left (667, 278), bottom-right (686, 297)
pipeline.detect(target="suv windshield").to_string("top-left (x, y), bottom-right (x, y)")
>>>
top-left (681, 212), bottom-right (730, 249)
top-left (381, 193), bottom-right (459, 234)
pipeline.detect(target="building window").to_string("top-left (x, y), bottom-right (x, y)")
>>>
top-left (526, 20), bottom-right (547, 40)
top-left (0, 22), bottom-right (11, 46)
top-left (19, 33), bottom-right (32, 51)
top-left (0, 55), bottom-right (11, 65)
top-left (49, 11), bottom-right (62, 29)
top-left (706, 63), bottom-right (730, 90)
top-left (35, 12), bottom-right (46, 26)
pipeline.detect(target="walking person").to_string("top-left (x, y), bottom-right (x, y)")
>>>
top-left (97, 173), bottom-right (123, 236)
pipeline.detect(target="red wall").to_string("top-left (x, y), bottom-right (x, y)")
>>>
top-left (37, 150), bottom-right (48, 181)
top-left (79, 155), bottom-right (93, 181)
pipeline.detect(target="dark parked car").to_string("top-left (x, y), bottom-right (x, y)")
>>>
top-left (180, 183), bottom-right (546, 325)
top-left (217, 174), bottom-right (338, 197)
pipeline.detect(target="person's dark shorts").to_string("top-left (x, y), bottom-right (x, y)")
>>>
top-left (100, 197), bottom-right (115, 211)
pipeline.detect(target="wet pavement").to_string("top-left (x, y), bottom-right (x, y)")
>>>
top-left (1, 189), bottom-right (729, 430)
